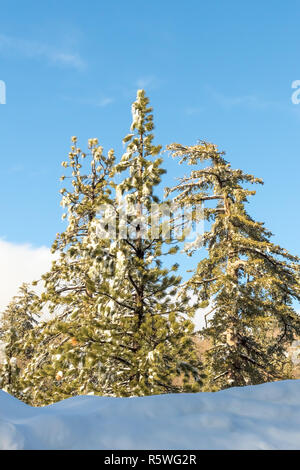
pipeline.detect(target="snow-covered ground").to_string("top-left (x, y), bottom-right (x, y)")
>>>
top-left (1, 380), bottom-right (300, 450)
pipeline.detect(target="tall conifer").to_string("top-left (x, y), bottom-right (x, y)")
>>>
top-left (92, 90), bottom-right (203, 396)
top-left (21, 92), bottom-right (203, 404)
top-left (21, 138), bottom-right (116, 404)
top-left (167, 141), bottom-right (300, 389)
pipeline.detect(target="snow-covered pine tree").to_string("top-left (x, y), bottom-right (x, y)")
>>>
top-left (82, 89), bottom-right (204, 396)
top-left (167, 141), bottom-right (300, 390)
top-left (20, 138), bottom-right (116, 405)
top-left (21, 93), bottom-right (203, 405)
top-left (0, 284), bottom-right (40, 398)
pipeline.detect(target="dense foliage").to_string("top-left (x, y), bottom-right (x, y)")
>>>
top-left (0, 92), bottom-right (299, 404)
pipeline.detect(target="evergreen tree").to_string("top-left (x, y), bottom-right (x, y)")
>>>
top-left (0, 284), bottom-right (39, 398)
top-left (21, 92), bottom-right (203, 404)
top-left (167, 141), bottom-right (300, 390)
top-left (21, 137), bottom-right (116, 404)
top-left (88, 89), bottom-right (203, 396)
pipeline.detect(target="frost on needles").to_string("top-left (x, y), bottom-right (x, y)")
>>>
top-left (0, 92), bottom-right (299, 405)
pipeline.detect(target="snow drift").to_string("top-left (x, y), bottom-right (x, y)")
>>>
top-left (1, 380), bottom-right (300, 450)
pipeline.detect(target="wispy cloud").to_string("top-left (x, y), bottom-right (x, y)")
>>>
top-left (0, 34), bottom-right (85, 70)
top-left (96, 97), bottom-right (114, 107)
top-left (210, 88), bottom-right (278, 110)
top-left (136, 76), bottom-right (160, 90)
top-left (50, 52), bottom-right (84, 70)
top-left (6, 164), bottom-right (24, 174)
top-left (61, 95), bottom-right (114, 108)
top-left (185, 106), bottom-right (205, 116)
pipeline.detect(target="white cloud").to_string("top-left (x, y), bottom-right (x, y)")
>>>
top-left (185, 106), bottom-right (204, 116)
top-left (189, 294), bottom-right (214, 332)
top-left (209, 88), bottom-right (278, 110)
top-left (96, 97), bottom-right (114, 107)
top-left (136, 76), bottom-right (160, 90)
top-left (0, 240), bottom-right (52, 312)
top-left (193, 308), bottom-right (211, 332)
top-left (0, 34), bottom-right (85, 70)
top-left (50, 52), bottom-right (84, 70)
top-left (61, 95), bottom-right (114, 108)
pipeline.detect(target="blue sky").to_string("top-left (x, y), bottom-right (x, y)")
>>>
top-left (0, 0), bottom-right (299, 264)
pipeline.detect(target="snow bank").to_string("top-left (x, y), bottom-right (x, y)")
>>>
top-left (1, 380), bottom-right (300, 450)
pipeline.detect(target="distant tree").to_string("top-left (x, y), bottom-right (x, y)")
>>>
top-left (0, 284), bottom-right (39, 398)
top-left (167, 141), bottom-right (300, 390)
